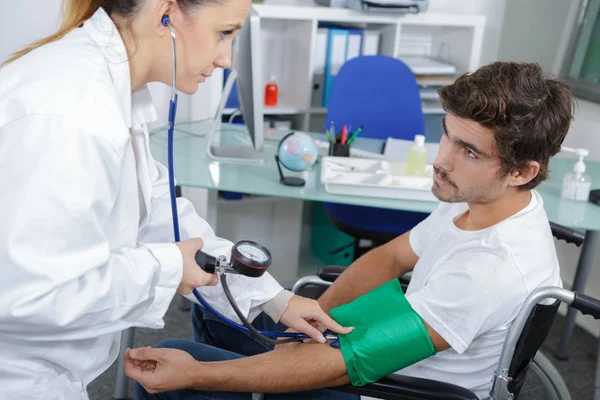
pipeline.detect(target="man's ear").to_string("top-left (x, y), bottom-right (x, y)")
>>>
top-left (509, 161), bottom-right (540, 187)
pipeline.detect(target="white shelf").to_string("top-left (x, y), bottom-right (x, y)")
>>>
top-left (227, 104), bottom-right (445, 116)
top-left (253, 4), bottom-right (400, 23)
top-left (399, 13), bottom-right (485, 28)
top-left (310, 104), bottom-right (444, 115)
top-left (398, 55), bottom-right (457, 75)
top-left (420, 88), bottom-right (440, 101)
top-left (308, 107), bottom-right (328, 114)
top-left (253, 5), bottom-right (485, 28)
top-left (422, 103), bottom-right (446, 114)
top-left (248, 4), bottom-right (483, 130)
top-left (263, 106), bottom-right (307, 115)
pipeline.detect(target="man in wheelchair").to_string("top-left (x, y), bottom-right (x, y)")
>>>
top-left (125, 61), bottom-right (575, 400)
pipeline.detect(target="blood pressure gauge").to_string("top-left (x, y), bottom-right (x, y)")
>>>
top-left (195, 240), bottom-right (272, 278)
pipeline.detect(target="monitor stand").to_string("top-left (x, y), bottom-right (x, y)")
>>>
top-left (206, 120), bottom-right (267, 164)
top-left (208, 143), bottom-right (266, 163)
top-left (206, 69), bottom-right (266, 165)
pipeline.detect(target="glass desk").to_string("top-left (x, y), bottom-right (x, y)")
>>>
top-left (151, 120), bottom-right (600, 365)
top-left (151, 120), bottom-right (600, 226)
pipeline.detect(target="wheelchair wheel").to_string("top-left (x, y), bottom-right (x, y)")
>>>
top-left (518, 351), bottom-right (571, 400)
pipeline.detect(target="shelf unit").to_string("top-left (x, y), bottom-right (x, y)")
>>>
top-left (247, 4), bottom-right (485, 133)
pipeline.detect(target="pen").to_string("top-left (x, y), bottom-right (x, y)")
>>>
top-left (324, 125), bottom-right (333, 142)
top-left (341, 125), bottom-right (347, 144)
top-left (329, 120), bottom-right (335, 140)
top-left (347, 125), bottom-right (364, 144)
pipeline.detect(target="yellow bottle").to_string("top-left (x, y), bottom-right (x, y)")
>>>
top-left (406, 134), bottom-right (427, 177)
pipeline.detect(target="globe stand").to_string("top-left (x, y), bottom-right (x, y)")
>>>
top-left (275, 155), bottom-right (305, 187)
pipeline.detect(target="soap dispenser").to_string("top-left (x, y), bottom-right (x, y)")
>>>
top-left (561, 146), bottom-right (592, 201)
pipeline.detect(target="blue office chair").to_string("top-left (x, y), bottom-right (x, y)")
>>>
top-left (324, 55), bottom-right (430, 256)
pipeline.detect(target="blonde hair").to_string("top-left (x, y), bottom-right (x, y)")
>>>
top-left (3, 0), bottom-right (104, 66)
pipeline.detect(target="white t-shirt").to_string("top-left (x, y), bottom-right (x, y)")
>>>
top-left (398, 190), bottom-right (562, 399)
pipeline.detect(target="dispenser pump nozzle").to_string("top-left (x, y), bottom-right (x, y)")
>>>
top-left (561, 146), bottom-right (590, 175)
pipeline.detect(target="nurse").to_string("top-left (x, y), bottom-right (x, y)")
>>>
top-left (0, 1), bottom-right (351, 399)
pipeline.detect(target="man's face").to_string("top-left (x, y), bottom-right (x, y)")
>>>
top-left (432, 113), bottom-right (510, 204)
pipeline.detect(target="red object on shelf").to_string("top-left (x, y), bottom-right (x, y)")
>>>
top-left (264, 76), bottom-right (279, 107)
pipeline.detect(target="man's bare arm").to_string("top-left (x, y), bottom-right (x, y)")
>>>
top-left (193, 343), bottom-right (348, 392)
top-left (126, 316), bottom-right (449, 394)
top-left (318, 231), bottom-right (419, 313)
top-left (193, 322), bottom-right (448, 392)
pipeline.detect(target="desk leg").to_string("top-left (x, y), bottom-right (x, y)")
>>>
top-left (595, 337), bottom-right (600, 400)
top-left (555, 230), bottom-right (598, 360)
top-left (114, 327), bottom-right (135, 399)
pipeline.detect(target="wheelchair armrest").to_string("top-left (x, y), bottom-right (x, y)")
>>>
top-left (550, 222), bottom-right (585, 247)
top-left (333, 374), bottom-right (478, 400)
top-left (317, 265), bottom-right (346, 282)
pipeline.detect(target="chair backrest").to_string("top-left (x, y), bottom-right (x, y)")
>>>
top-left (325, 55), bottom-right (425, 141)
top-left (507, 300), bottom-right (560, 397)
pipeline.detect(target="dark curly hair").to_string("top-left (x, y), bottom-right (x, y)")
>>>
top-left (438, 62), bottom-right (575, 190)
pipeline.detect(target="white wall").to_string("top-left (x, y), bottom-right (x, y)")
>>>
top-left (1, 1), bottom-right (222, 131)
top-left (0, 0), bottom-right (62, 64)
top-left (498, 0), bottom-right (573, 74)
top-left (425, 0), bottom-right (506, 66)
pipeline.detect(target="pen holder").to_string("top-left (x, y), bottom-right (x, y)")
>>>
top-left (329, 142), bottom-right (351, 157)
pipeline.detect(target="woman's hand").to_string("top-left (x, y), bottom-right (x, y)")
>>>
top-left (175, 238), bottom-right (218, 295)
top-left (278, 295), bottom-right (354, 343)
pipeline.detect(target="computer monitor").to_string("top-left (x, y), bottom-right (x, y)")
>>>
top-left (207, 11), bottom-right (266, 164)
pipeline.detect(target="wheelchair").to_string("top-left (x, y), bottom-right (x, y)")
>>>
top-left (287, 222), bottom-right (592, 400)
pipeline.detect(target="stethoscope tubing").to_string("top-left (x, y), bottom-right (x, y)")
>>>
top-left (163, 18), bottom-right (315, 343)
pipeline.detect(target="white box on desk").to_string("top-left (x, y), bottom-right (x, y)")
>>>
top-left (321, 157), bottom-right (437, 202)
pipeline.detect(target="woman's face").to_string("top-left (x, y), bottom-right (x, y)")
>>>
top-left (174, 0), bottom-right (250, 94)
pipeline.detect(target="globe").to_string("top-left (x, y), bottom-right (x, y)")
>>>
top-left (277, 132), bottom-right (319, 172)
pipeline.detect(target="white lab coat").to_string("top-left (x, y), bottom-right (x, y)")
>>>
top-left (0, 8), bottom-right (283, 400)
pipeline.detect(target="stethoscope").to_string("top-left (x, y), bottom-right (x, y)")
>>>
top-left (161, 16), bottom-right (338, 346)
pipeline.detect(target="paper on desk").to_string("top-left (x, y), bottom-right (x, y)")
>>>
top-left (383, 137), bottom-right (439, 164)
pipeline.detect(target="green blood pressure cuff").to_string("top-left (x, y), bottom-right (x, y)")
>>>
top-left (330, 279), bottom-right (436, 386)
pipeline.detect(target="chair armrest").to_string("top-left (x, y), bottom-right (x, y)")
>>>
top-left (332, 374), bottom-right (478, 400)
top-left (317, 265), bottom-right (347, 282)
top-left (549, 222), bottom-right (585, 247)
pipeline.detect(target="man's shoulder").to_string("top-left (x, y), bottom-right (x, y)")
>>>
top-left (490, 192), bottom-right (553, 250)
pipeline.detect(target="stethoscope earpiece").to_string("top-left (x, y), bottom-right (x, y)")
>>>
top-left (161, 15), bottom-right (171, 27)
